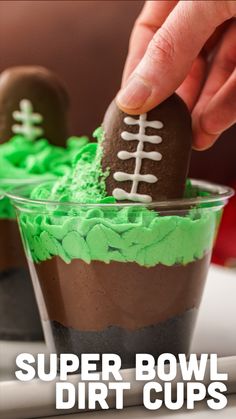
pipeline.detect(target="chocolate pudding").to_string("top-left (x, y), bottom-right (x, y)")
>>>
top-left (29, 253), bottom-right (210, 367)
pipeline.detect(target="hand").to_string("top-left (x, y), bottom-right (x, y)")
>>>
top-left (116, 1), bottom-right (236, 150)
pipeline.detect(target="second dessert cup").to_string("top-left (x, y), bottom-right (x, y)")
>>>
top-left (9, 179), bottom-right (233, 368)
top-left (0, 134), bottom-right (88, 340)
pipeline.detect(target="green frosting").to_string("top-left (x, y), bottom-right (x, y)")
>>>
top-left (20, 205), bottom-right (217, 267)
top-left (0, 134), bottom-right (89, 218)
top-left (30, 127), bottom-right (114, 204)
top-left (17, 128), bottom-right (220, 267)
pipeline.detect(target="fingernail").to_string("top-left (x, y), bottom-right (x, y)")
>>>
top-left (117, 76), bottom-right (152, 110)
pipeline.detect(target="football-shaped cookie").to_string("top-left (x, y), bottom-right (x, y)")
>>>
top-left (102, 94), bottom-right (192, 203)
top-left (0, 66), bottom-right (69, 145)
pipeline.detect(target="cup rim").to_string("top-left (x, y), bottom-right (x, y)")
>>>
top-left (6, 178), bottom-right (234, 210)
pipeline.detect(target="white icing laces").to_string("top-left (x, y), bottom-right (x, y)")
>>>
top-left (113, 113), bottom-right (163, 203)
top-left (12, 99), bottom-right (44, 141)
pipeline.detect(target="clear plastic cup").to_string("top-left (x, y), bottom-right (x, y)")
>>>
top-left (8, 179), bottom-right (233, 368)
top-left (0, 179), bottom-right (43, 341)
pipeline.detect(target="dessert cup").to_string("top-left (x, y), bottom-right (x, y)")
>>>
top-left (9, 179), bottom-right (233, 368)
top-left (0, 179), bottom-right (43, 341)
top-left (0, 134), bottom-right (87, 340)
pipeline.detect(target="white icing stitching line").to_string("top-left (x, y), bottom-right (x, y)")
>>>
top-left (121, 131), bottom-right (162, 144)
top-left (117, 150), bottom-right (162, 161)
top-left (114, 172), bottom-right (157, 183)
top-left (113, 113), bottom-right (163, 203)
top-left (12, 99), bottom-right (44, 141)
top-left (113, 188), bottom-right (153, 203)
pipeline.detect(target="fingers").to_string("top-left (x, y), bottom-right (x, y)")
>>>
top-left (193, 21), bottom-right (236, 149)
top-left (122, 1), bottom-right (178, 85)
top-left (202, 20), bottom-right (230, 56)
top-left (117, 1), bottom-right (236, 115)
top-left (176, 56), bottom-right (207, 111)
top-left (177, 20), bottom-right (234, 113)
top-left (193, 68), bottom-right (236, 150)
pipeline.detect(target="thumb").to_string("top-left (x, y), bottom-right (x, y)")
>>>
top-left (117, 1), bottom-right (235, 114)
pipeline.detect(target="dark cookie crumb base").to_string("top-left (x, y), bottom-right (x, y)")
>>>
top-left (49, 308), bottom-right (197, 369)
top-left (0, 267), bottom-right (43, 341)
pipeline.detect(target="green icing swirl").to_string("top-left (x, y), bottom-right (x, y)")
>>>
top-left (0, 134), bottom-right (89, 218)
top-left (18, 128), bottom-right (220, 267)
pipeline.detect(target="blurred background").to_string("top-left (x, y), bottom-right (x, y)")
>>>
top-left (0, 0), bottom-right (235, 266)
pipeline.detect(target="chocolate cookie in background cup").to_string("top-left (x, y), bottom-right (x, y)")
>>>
top-left (0, 65), bottom-right (88, 341)
top-left (8, 165), bottom-right (234, 368)
top-left (0, 66), bottom-right (69, 145)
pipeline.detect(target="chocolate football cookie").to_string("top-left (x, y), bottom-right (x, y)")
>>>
top-left (102, 94), bottom-right (192, 202)
top-left (0, 66), bottom-right (69, 145)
